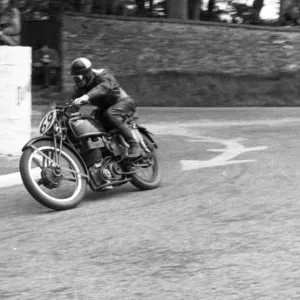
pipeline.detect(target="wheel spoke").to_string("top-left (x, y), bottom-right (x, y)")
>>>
top-left (42, 155), bottom-right (47, 168)
top-left (63, 176), bottom-right (77, 182)
top-left (48, 151), bottom-right (54, 166)
top-left (26, 144), bottom-right (86, 204)
top-left (32, 157), bottom-right (43, 168)
top-left (31, 144), bottom-right (88, 179)
top-left (32, 145), bottom-right (57, 168)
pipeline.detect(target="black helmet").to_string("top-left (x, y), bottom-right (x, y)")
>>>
top-left (70, 57), bottom-right (92, 76)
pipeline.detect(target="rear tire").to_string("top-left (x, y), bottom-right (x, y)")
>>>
top-left (130, 134), bottom-right (162, 190)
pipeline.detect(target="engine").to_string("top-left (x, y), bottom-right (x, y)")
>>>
top-left (89, 158), bottom-right (124, 188)
top-left (80, 136), bottom-right (125, 190)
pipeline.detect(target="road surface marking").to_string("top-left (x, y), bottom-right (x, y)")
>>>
top-left (144, 123), bottom-right (268, 171)
top-left (180, 137), bottom-right (267, 171)
top-left (0, 117), bottom-right (279, 188)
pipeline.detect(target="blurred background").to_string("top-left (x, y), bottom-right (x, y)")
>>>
top-left (8, 0), bottom-right (300, 107)
top-left (16, 0), bottom-right (295, 25)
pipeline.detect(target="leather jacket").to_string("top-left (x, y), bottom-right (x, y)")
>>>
top-left (71, 69), bottom-right (132, 110)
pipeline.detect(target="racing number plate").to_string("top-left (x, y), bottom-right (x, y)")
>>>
top-left (39, 109), bottom-right (57, 135)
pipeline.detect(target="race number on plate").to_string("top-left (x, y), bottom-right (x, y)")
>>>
top-left (39, 110), bottom-right (57, 135)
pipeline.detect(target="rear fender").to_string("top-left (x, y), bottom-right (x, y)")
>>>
top-left (21, 136), bottom-right (89, 179)
top-left (137, 126), bottom-right (158, 149)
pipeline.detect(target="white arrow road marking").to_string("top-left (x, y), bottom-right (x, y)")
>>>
top-left (181, 159), bottom-right (257, 171)
top-left (180, 137), bottom-right (268, 171)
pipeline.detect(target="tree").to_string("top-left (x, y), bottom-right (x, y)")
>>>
top-left (93, 0), bottom-right (108, 14)
top-left (200, 0), bottom-right (224, 22)
top-left (166, 0), bottom-right (188, 19)
top-left (229, 0), bottom-right (264, 24)
top-left (135, 0), bottom-right (145, 15)
top-left (279, 0), bottom-right (300, 25)
top-left (134, 0), bottom-right (156, 17)
top-left (17, 0), bottom-right (63, 20)
top-left (79, 0), bottom-right (94, 13)
top-left (252, 0), bottom-right (264, 24)
top-left (280, 0), bottom-right (295, 15)
top-left (188, 0), bottom-right (201, 20)
top-left (149, 0), bottom-right (154, 14)
top-left (207, 0), bottom-right (216, 20)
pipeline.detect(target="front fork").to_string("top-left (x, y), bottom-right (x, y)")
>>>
top-left (52, 124), bottom-right (63, 165)
top-left (30, 144), bottom-right (88, 179)
top-left (31, 124), bottom-right (88, 179)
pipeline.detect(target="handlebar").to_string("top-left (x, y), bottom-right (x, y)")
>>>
top-left (56, 104), bottom-right (74, 110)
top-left (55, 101), bottom-right (88, 111)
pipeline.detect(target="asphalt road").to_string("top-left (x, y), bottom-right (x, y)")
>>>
top-left (1, 107), bottom-right (300, 300)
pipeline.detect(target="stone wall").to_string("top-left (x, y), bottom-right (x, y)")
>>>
top-left (57, 13), bottom-right (300, 107)
top-left (62, 13), bottom-right (300, 88)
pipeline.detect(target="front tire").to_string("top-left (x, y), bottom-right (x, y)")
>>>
top-left (19, 140), bottom-right (88, 211)
top-left (130, 134), bottom-right (162, 190)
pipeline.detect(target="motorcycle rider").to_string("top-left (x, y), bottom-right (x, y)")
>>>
top-left (70, 57), bottom-right (143, 158)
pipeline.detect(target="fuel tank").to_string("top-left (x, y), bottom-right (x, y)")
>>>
top-left (69, 116), bottom-right (106, 139)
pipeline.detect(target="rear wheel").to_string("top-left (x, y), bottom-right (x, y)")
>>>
top-left (19, 140), bottom-right (88, 211)
top-left (130, 134), bottom-right (162, 190)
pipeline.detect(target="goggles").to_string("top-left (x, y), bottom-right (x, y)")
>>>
top-left (72, 75), bottom-right (84, 83)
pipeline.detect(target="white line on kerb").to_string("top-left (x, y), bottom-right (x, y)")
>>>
top-left (0, 171), bottom-right (23, 188)
top-left (0, 168), bottom-right (40, 189)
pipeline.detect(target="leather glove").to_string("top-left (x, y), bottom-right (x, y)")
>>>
top-left (72, 94), bottom-right (90, 106)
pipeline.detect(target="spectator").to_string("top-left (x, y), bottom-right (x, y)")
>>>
top-left (290, 6), bottom-right (300, 25)
top-left (0, 0), bottom-right (21, 46)
top-left (281, 6), bottom-right (300, 26)
top-left (32, 44), bottom-right (61, 88)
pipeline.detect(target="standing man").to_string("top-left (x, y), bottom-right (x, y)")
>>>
top-left (0, 0), bottom-right (21, 46)
top-left (32, 44), bottom-right (61, 87)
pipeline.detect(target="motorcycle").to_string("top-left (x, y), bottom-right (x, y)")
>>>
top-left (19, 102), bottom-right (162, 211)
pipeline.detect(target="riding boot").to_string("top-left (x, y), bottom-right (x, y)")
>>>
top-left (116, 123), bottom-right (143, 158)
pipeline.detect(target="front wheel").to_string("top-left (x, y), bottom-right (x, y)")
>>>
top-left (130, 134), bottom-right (162, 190)
top-left (19, 140), bottom-right (88, 211)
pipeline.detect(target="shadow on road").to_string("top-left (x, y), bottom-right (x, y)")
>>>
top-left (83, 184), bottom-right (138, 203)
top-left (21, 184), bottom-right (139, 215)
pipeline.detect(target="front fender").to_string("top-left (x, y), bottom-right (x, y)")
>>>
top-left (22, 136), bottom-right (89, 179)
top-left (22, 136), bottom-right (52, 152)
top-left (137, 126), bottom-right (158, 148)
